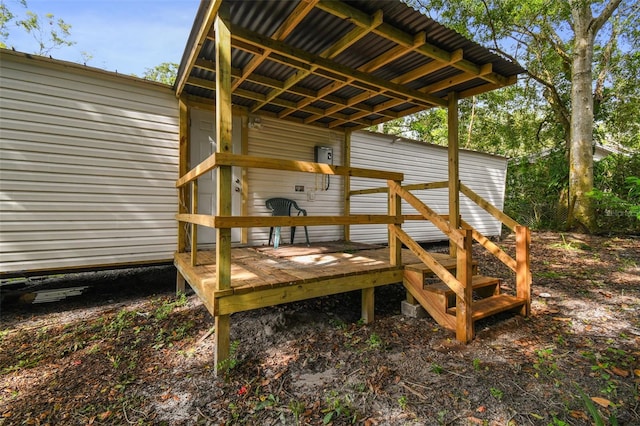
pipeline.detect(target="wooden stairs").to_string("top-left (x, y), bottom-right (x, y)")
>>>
top-left (403, 257), bottom-right (527, 333)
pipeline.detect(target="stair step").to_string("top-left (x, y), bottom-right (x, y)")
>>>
top-left (447, 294), bottom-right (526, 321)
top-left (424, 275), bottom-right (500, 296)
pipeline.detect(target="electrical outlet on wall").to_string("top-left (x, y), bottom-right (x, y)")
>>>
top-left (307, 191), bottom-right (316, 201)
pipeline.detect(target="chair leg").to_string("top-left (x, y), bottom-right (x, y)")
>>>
top-left (274, 226), bottom-right (281, 249)
top-left (291, 226), bottom-right (296, 244)
top-left (268, 227), bottom-right (274, 246)
top-left (304, 226), bottom-right (310, 246)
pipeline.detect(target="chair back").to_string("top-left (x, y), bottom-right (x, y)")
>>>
top-left (265, 197), bottom-right (303, 216)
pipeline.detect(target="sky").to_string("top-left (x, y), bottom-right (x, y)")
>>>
top-left (3, 0), bottom-right (200, 76)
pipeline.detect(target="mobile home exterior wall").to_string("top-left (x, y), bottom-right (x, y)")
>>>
top-left (350, 131), bottom-right (507, 244)
top-left (246, 116), bottom-right (345, 245)
top-left (0, 50), bottom-right (179, 275)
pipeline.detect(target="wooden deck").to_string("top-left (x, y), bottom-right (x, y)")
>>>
top-left (174, 241), bottom-right (451, 317)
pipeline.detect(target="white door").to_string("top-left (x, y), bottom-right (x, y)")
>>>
top-left (190, 109), bottom-right (242, 246)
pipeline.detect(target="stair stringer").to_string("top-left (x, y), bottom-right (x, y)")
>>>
top-left (403, 269), bottom-right (455, 331)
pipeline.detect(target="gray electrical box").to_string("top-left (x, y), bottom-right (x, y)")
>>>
top-left (314, 146), bottom-right (333, 164)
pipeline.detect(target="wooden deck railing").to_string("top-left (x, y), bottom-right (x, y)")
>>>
top-left (351, 178), bottom-right (532, 340)
top-left (175, 152), bottom-right (404, 267)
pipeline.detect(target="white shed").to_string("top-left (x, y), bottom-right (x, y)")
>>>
top-left (0, 50), bottom-right (179, 275)
top-left (349, 131), bottom-right (506, 244)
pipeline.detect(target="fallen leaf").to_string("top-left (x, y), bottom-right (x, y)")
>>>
top-left (591, 396), bottom-right (611, 408)
top-left (552, 317), bottom-right (572, 322)
top-left (476, 405), bottom-right (486, 413)
top-left (633, 369), bottom-right (640, 377)
top-left (99, 411), bottom-right (111, 420)
top-left (466, 417), bottom-right (484, 425)
top-left (611, 366), bottom-right (629, 377)
top-left (569, 410), bottom-right (588, 420)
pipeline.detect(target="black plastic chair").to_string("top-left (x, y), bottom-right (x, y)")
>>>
top-left (265, 197), bottom-right (310, 248)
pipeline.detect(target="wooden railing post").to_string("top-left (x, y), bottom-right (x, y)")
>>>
top-left (190, 180), bottom-right (198, 267)
top-left (456, 228), bottom-right (474, 343)
top-left (214, 3), bottom-right (233, 375)
top-left (388, 180), bottom-right (402, 268)
top-left (516, 225), bottom-right (531, 317)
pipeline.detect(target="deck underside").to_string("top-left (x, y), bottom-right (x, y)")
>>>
top-left (174, 241), bottom-right (451, 316)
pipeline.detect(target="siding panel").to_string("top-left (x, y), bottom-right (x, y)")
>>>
top-left (246, 116), bottom-right (345, 245)
top-left (350, 131), bottom-right (507, 244)
top-left (0, 51), bottom-right (179, 274)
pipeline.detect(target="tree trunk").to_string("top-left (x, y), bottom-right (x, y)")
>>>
top-left (569, 4), bottom-right (597, 232)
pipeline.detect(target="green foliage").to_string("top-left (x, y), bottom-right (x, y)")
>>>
top-left (590, 153), bottom-right (640, 231)
top-left (1, 0), bottom-right (75, 54)
top-left (505, 148), bottom-right (569, 229)
top-left (141, 62), bottom-right (178, 85)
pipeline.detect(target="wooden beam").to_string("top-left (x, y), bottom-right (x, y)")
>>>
top-left (390, 181), bottom-right (465, 249)
top-left (448, 91), bottom-right (460, 257)
top-left (421, 63), bottom-right (492, 95)
top-left (516, 225), bottom-right (531, 317)
top-left (190, 181), bottom-right (198, 267)
top-left (175, 214), bottom-right (402, 228)
top-left (177, 98), bottom-right (190, 253)
top-left (275, 9), bottom-right (384, 117)
top-left (214, 152), bottom-right (404, 180)
top-left (460, 183), bottom-right (519, 231)
top-left (175, 0), bottom-right (222, 96)
top-left (316, 0), bottom-right (511, 86)
top-left (230, 26), bottom-right (447, 108)
top-left (214, 4), bottom-right (232, 374)
top-left (456, 228), bottom-right (474, 343)
top-left (231, 0), bottom-right (319, 91)
top-left (343, 131), bottom-right (351, 241)
top-left (215, 270), bottom-right (402, 316)
top-left (388, 180), bottom-right (402, 267)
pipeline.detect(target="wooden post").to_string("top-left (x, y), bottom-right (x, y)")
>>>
top-left (388, 180), bottom-right (402, 268)
top-left (456, 228), bottom-right (474, 343)
top-left (344, 130), bottom-right (351, 242)
top-left (448, 92), bottom-right (460, 257)
top-left (214, 3), bottom-right (233, 374)
top-left (177, 97), bottom-right (190, 295)
top-left (190, 180), bottom-right (198, 267)
top-left (516, 225), bottom-right (531, 317)
top-left (240, 113), bottom-right (249, 244)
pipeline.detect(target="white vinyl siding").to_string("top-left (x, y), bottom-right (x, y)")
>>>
top-left (0, 51), bottom-right (179, 274)
top-left (350, 131), bottom-right (506, 244)
top-left (246, 116), bottom-right (345, 245)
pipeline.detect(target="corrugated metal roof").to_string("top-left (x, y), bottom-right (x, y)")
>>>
top-left (176, 0), bottom-right (525, 131)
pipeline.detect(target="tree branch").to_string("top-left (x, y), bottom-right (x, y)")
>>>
top-left (591, 0), bottom-right (623, 34)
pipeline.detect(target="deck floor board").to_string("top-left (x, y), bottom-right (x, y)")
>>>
top-left (175, 242), bottom-right (446, 294)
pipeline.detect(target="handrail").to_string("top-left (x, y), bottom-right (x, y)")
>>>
top-left (389, 180), bottom-right (465, 249)
top-left (177, 152), bottom-right (404, 188)
top-left (175, 214), bottom-right (401, 228)
top-left (391, 225), bottom-right (466, 299)
top-left (461, 220), bottom-right (517, 272)
top-left (460, 183), bottom-right (518, 231)
top-left (350, 180), bottom-right (448, 197)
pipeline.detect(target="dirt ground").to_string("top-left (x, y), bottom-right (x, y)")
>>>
top-left (1, 231), bottom-right (639, 425)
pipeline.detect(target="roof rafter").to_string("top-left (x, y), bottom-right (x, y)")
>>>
top-left (316, 0), bottom-right (511, 87)
top-left (252, 9), bottom-right (384, 113)
top-left (231, 0), bottom-right (319, 91)
top-left (230, 25), bottom-right (447, 108)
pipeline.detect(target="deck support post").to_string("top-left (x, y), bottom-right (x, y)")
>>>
top-left (344, 130), bottom-right (351, 242)
top-left (516, 225), bottom-right (531, 317)
top-left (177, 97), bottom-right (190, 295)
top-left (447, 92), bottom-right (460, 258)
top-left (214, 3), bottom-right (233, 375)
top-left (361, 287), bottom-right (374, 324)
top-left (456, 228), bottom-right (474, 342)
